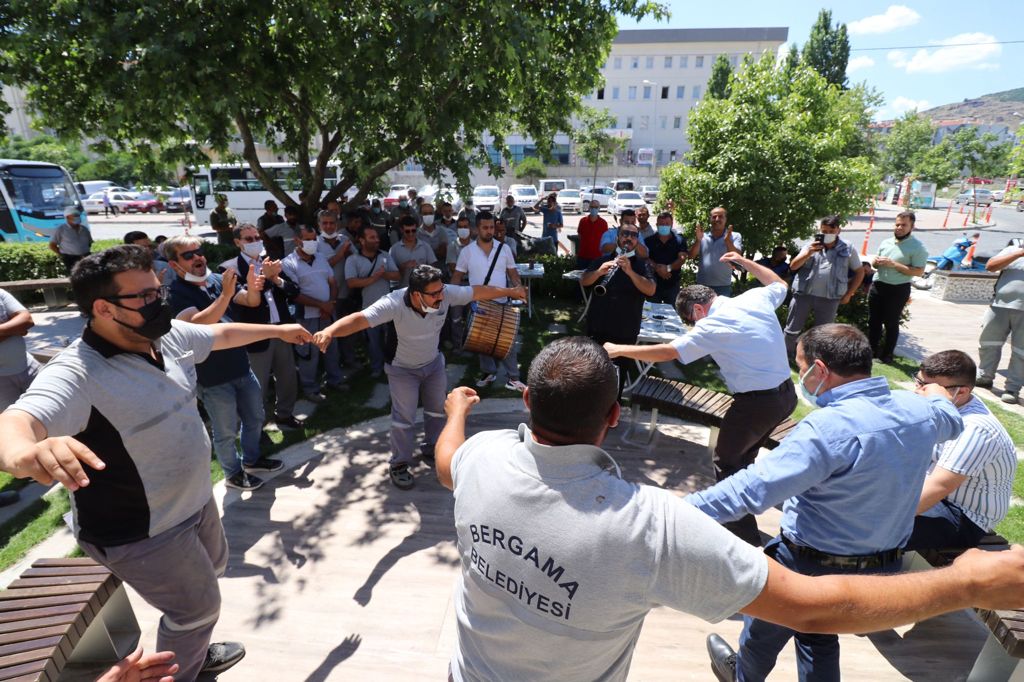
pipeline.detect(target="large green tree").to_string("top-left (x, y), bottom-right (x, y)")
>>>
top-left (659, 53), bottom-right (877, 259)
top-left (882, 111), bottom-right (934, 179)
top-left (571, 106), bottom-right (625, 189)
top-left (707, 54), bottom-right (733, 100)
top-left (1, 0), bottom-right (664, 220)
top-left (0, 134), bottom-right (87, 171)
top-left (802, 9), bottom-right (850, 88)
top-left (513, 157), bottom-right (546, 186)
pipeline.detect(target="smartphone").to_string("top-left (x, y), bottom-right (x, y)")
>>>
top-left (813, 234), bottom-right (825, 244)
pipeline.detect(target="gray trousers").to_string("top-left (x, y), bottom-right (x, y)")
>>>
top-left (478, 343), bottom-right (520, 380)
top-left (784, 293), bottom-right (841, 354)
top-left (296, 316), bottom-right (343, 394)
top-left (979, 306), bottom-right (1024, 393)
top-left (386, 353), bottom-right (447, 466)
top-left (0, 353), bottom-right (40, 411)
top-left (248, 338), bottom-right (298, 419)
top-left (79, 497), bottom-right (227, 682)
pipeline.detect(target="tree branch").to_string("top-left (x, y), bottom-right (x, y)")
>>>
top-left (234, 110), bottom-right (293, 208)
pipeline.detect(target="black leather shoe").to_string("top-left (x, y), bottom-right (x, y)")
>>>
top-left (707, 633), bottom-right (738, 682)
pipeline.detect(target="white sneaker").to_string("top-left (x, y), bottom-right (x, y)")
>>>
top-left (476, 373), bottom-right (497, 388)
top-left (504, 379), bottom-right (527, 392)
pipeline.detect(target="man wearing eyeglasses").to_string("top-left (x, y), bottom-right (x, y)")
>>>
top-left (0, 245), bottom-right (313, 681)
top-left (313, 264), bottom-right (524, 489)
top-left (165, 235), bottom-right (284, 492)
top-left (389, 215), bottom-right (437, 288)
top-left (907, 350), bottom-right (1016, 553)
top-left (581, 224), bottom-right (655, 397)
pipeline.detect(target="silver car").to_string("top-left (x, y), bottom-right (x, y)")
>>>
top-left (470, 185), bottom-right (501, 212)
top-left (641, 185), bottom-right (659, 204)
top-left (555, 189), bottom-right (583, 214)
top-left (954, 189), bottom-right (994, 207)
top-left (580, 186), bottom-right (615, 209)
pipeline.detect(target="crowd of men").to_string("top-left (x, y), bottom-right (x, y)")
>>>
top-left (0, 193), bottom-right (1022, 681)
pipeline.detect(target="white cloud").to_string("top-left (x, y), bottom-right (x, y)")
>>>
top-left (886, 33), bottom-right (1001, 73)
top-left (889, 96), bottom-right (930, 116)
top-left (849, 5), bottom-right (922, 35)
top-left (847, 56), bottom-right (876, 73)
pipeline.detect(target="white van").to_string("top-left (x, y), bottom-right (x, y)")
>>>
top-left (610, 178), bottom-right (635, 192)
top-left (75, 180), bottom-right (123, 197)
top-left (539, 179), bottom-right (567, 194)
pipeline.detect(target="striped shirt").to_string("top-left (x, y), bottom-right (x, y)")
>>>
top-left (933, 395), bottom-right (1017, 531)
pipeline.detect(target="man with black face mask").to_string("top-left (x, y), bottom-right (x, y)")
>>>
top-left (0, 245), bottom-right (311, 682)
top-left (868, 210), bottom-right (928, 363)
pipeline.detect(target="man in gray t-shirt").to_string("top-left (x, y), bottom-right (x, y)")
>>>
top-left (434, 337), bottom-right (1024, 682)
top-left (978, 243), bottom-right (1024, 402)
top-left (688, 206), bottom-right (742, 296)
top-left (313, 264), bottom-right (524, 491)
top-left (0, 289), bottom-right (40, 412)
top-left (343, 225), bottom-right (400, 374)
top-left (389, 215), bottom-right (437, 288)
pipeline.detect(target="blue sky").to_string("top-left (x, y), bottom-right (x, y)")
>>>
top-left (618, 1), bottom-right (1024, 121)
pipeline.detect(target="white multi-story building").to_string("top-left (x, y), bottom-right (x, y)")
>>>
top-left (584, 27), bottom-right (788, 166)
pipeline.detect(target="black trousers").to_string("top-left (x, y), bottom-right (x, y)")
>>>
top-left (60, 254), bottom-right (84, 274)
top-left (715, 379), bottom-right (797, 547)
top-left (867, 281), bottom-right (911, 360)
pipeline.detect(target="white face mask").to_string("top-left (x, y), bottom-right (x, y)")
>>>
top-left (183, 268), bottom-right (209, 283)
top-left (822, 233), bottom-right (838, 245)
top-left (616, 246), bottom-right (636, 258)
top-left (301, 240), bottom-right (318, 255)
top-left (242, 241), bottom-right (263, 258)
top-left (457, 228), bottom-right (471, 240)
top-left (421, 215), bottom-right (435, 227)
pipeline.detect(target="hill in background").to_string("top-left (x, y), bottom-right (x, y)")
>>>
top-left (920, 87), bottom-right (1024, 130)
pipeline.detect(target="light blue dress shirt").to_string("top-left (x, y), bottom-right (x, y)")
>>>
top-left (688, 377), bottom-right (964, 555)
top-left (670, 282), bottom-right (791, 393)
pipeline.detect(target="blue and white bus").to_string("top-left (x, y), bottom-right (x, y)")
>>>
top-left (0, 159), bottom-right (85, 243)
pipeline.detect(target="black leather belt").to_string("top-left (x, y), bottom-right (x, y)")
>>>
top-left (734, 378), bottom-right (792, 397)
top-left (780, 534), bottom-right (902, 570)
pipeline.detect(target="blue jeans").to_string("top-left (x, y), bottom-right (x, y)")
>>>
top-left (738, 535), bottom-right (900, 682)
top-left (905, 499), bottom-right (987, 551)
top-left (295, 316), bottom-right (344, 394)
top-left (385, 354), bottom-right (447, 465)
top-left (198, 371), bottom-right (265, 478)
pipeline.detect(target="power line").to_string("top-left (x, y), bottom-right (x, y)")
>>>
top-left (851, 39), bottom-right (1024, 52)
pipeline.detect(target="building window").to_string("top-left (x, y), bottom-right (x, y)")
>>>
top-left (612, 86), bottom-right (620, 100)
top-left (596, 87), bottom-right (604, 100)
top-left (642, 85), bottom-right (652, 100)
top-left (626, 116), bottom-right (633, 129)
top-left (664, 56), bottom-right (673, 68)
top-left (695, 55), bottom-right (704, 68)
top-left (693, 85), bottom-right (702, 99)
top-left (661, 86), bottom-right (669, 99)
top-left (614, 56), bottom-right (622, 69)
top-left (680, 55), bottom-right (688, 68)
top-left (676, 85), bottom-right (685, 99)
top-left (659, 116), bottom-right (667, 129)
top-left (631, 56), bottom-right (639, 69)
top-left (656, 149), bottom-right (664, 165)
top-left (670, 150), bottom-right (677, 162)
top-left (645, 56), bottom-right (654, 68)
top-left (640, 115), bottom-right (649, 130)
top-left (628, 85), bottom-right (637, 100)
top-left (673, 116), bottom-right (682, 129)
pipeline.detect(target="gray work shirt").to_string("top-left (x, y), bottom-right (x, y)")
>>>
top-left (7, 321), bottom-right (216, 546)
top-left (992, 246), bottom-right (1024, 311)
top-left (697, 231), bottom-right (743, 287)
top-left (800, 242), bottom-right (861, 299)
top-left (449, 425), bottom-right (768, 682)
top-left (389, 240), bottom-right (437, 288)
top-left (317, 232), bottom-right (352, 298)
top-left (362, 285), bottom-right (474, 368)
top-left (50, 222), bottom-right (93, 256)
top-left (344, 250), bottom-right (399, 309)
top-left (0, 289), bottom-right (29, 376)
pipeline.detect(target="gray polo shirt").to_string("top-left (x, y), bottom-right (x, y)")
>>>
top-left (344, 250), bottom-right (398, 309)
top-left (992, 246), bottom-right (1024, 311)
top-left (7, 321), bottom-right (215, 547)
top-left (449, 425), bottom-right (768, 681)
top-left (0, 289), bottom-right (29, 376)
top-left (362, 285), bottom-right (474, 368)
top-left (50, 222), bottom-right (93, 256)
top-left (697, 231), bottom-right (743, 287)
top-left (389, 240), bottom-right (437, 288)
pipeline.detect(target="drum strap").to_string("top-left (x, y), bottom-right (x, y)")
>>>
top-left (482, 241), bottom-right (505, 287)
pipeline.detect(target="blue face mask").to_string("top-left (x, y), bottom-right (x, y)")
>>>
top-left (657, 225), bottom-right (672, 236)
top-left (798, 365), bottom-right (827, 408)
top-left (589, 208), bottom-right (599, 217)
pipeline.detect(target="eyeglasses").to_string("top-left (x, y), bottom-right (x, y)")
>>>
top-left (403, 229), bottom-right (418, 235)
top-left (620, 230), bottom-right (639, 238)
top-left (104, 285), bottom-right (169, 306)
top-left (913, 374), bottom-right (965, 390)
top-left (421, 287), bottom-right (445, 299)
top-left (179, 248), bottom-right (204, 261)
top-left (239, 235), bottom-right (260, 243)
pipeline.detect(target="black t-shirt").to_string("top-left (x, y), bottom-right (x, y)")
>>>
top-left (169, 274), bottom-right (251, 387)
top-left (585, 253), bottom-right (654, 343)
top-left (644, 232), bottom-right (688, 265)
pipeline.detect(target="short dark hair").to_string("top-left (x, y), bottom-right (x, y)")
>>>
top-left (358, 223), bottom-right (378, 240)
top-left (675, 285), bottom-right (716, 321)
top-left (821, 215), bottom-right (841, 229)
top-left (345, 211), bottom-right (362, 222)
top-left (400, 215), bottom-right (417, 228)
top-left (657, 211), bottom-right (673, 222)
top-left (407, 264), bottom-right (443, 294)
top-left (264, 200), bottom-right (277, 210)
top-left (772, 245), bottom-right (788, 255)
top-left (71, 245), bottom-right (154, 319)
top-left (798, 323), bottom-right (872, 377)
top-left (297, 223), bottom-right (318, 238)
top-left (620, 209), bottom-right (636, 219)
top-left (123, 231), bottom-right (149, 245)
top-left (233, 223), bottom-right (257, 240)
top-left (476, 210), bottom-right (495, 224)
top-left (528, 337), bottom-right (618, 442)
top-left (284, 205), bottom-right (300, 218)
top-left (920, 350), bottom-right (976, 388)
top-left (896, 210), bottom-right (916, 225)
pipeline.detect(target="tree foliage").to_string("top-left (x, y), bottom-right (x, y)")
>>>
top-left (659, 54), bottom-right (877, 259)
top-left (513, 157), bottom-right (546, 186)
top-left (801, 9), bottom-right (850, 88)
top-left (941, 126), bottom-right (1012, 182)
top-left (882, 111), bottom-right (934, 179)
top-left (707, 54), bottom-right (732, 100)
top-left (0, 134), bottom-right (87, 171)
top-left (571, 106), bottom-right (625, 188)
top-left (2, 0), bottom-right (664, 220)
top-left (0, 134), bottom-right (176, 186)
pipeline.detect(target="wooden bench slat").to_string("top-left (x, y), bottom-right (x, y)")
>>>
top-left (0, 659), bottom-right (48, 681)
top-left (8, 576), bottom-right (112, 590)
top-left (0, 583), bottom-right (106, 600)
top-left (21, 567), bottom-right (110, 579)
top-left (0, 594), bottom-right (92, 613)
top-left (0, 604), bottom-right (85, 626)
top-left (0, 624), bottom-right (74, 648)
top-left (30, 559), bottom-right (101, 569)
top-left (0, 635), bottom-right (64, 659)
top-left (0, 615), bottom-right (78, 638)
top-left (0, 644), bottom-right (62, 672)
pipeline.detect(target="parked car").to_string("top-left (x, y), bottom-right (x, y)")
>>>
top-left (954, 189), bottom-right (994, 206)
top-left (418, 184), bottom-right (463, 212)
top-left (607, 191), bottom-right (648, 217)
top-left (470, 185), bottom-right (501, 212)
top-left (555, 188), bottom-right (582, 214)
top-left (992, 189), bottom-right (1006, 202)
top-left (123, 193), bottom-right (165, 214)
top-left (580, 186), bottom-right (616, 209)
top-left (164, 187), bottom-right (192, 212)
top-left (82, 192), bottom-right (107, 215)
top-left (640, 185), bottom-right (659, 204)
top-left (508, 184), bottom-right (539, 212)
top-left (539, 179), bottom-right (567, 194)
top-left (965, 177), bottom-right (993, 185)
top-left (610, 178), bottom-right (636, 192)
top-left (383, 184), bottom-right (412, 209)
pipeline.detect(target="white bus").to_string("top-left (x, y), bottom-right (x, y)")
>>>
top-left (190, 162), bottom-right (358, 225)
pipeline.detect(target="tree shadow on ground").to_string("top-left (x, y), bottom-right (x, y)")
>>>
top-left (865, 612), bottom-right (988, 681)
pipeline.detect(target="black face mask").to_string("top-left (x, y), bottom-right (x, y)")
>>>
top-left (109, 299), bottom-right (174, 340)
top-left (895, 229), bottom-right (912, 241)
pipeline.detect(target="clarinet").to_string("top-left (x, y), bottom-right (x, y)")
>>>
top-left (594, 262), bottom-right (620, 297)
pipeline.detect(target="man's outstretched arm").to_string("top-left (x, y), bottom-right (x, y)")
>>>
top-left (436, 387), bottom-right (480, 490)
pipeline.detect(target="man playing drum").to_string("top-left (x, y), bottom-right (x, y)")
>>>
top-left (313, 265), bottom-right (524, 490)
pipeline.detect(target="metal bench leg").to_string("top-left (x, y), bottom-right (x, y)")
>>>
top-left (65, 584), bottom-right (141, 665)
top-left (967, 629), bottom-right (1023, 681)
top-left (42, 286), bottom-right (67, 307)
top-left (707, 425), bottom-right (720, 460)
top-left (622, 405), bottom-right (659, 445)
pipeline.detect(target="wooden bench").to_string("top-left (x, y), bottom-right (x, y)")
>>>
top-left (0, 279), bottom-right (71, 308)
top-left (0, 557), bottom-right (140, 681)
top-left (625, 376), bottom-right (798, 450)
